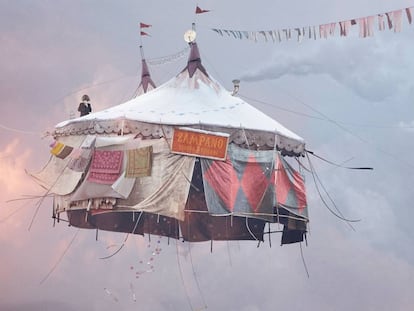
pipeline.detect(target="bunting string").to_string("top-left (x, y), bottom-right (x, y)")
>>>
top-left (210, 6), bottom-right (413, 43)
top-left (146, 46), bottom-right (190, 66)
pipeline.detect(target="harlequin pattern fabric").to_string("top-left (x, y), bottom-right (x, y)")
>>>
top-left (201, 144), bottom-right (308, 222)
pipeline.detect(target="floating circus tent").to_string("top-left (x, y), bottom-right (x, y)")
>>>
top-left (30, 38), bottom-right (309, 246)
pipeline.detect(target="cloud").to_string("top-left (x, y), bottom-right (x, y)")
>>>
top-left (0, 139), bottom-right (37, 196)
top-left (240, 32), bottom-right (414, 102)
top-left (1, 301), bottom-right (77, 311)
top-left (398, 120), bottom-right (414, 132)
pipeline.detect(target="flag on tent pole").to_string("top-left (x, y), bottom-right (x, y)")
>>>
top-left (195, 6), bottom-right (210, 14)
top-left (139, 22), bottom-right (152, 37)
top-left (50, 141), bottom-right (74, 159)
top-left (140, 22), bottom-right (151, 28)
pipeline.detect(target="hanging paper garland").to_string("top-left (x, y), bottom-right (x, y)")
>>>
top-left (211, 6), bottom-right (413, 43)
top-left (130, 236), bottom-right (163, 279)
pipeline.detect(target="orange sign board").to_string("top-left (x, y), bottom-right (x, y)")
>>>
top-left (171, 128), bottom-right (229, 160)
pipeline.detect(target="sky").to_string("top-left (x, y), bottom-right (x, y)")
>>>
top-left (1, 1), bottom-right (414, 310)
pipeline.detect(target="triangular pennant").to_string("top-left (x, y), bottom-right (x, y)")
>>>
top-left (140, 22), bottom-right (151, 28)
top-left (195, 6), bottom-right (210, 14)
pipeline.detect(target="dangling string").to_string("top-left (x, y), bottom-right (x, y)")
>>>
top-left (26, 135), bottom-right (90, 231)
top-left (299, 242), bottom-right (310, 278)
top-left (306, 152), bottom-right (361, 226)
top-left (146, 47), bottom-right (190, 66)
top-left (245, 217), bottom-right (259, 241)
top-left (5, 194), bottom-right (53, 203)
top-left (0, 123), bottom-right (41, 135)
top-left (188, 243), bottom-right (208, 310)
top-left (225, 217), bottom-right (233, 267)
top-left (0, 203), bottom-right (27, 223)
top-left (306, 150), bottom-right (373, 170)
top-left (175, 239), bottom-right (196, 311)
top-left (39, 228), bottom-right (80, 285)
top-left (1, 194), bottom-right (52, 223)
top-left (272, 132), bottom-right (281, 230)
top-left (28, 172), bottom-right (65, 231)
top-left (181, 170), bottom-right (200, 192)
top-left (240, 126), bottom-right (250, 149)
top-left (99, 212), bottom-right (143, 260)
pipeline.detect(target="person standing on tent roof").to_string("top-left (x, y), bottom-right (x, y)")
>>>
top-left (78, 94), bottom-right (92, 116)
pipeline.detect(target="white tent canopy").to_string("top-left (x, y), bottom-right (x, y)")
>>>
top-left (55, 42), bottom-right (305, 156)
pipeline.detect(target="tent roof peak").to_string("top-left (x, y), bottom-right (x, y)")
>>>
top-left (182, 41), bottom-right (208, 78)
top-left (137, 46), bottom-right (156, 95)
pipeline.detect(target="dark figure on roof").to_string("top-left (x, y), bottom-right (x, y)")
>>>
top-left (78, 94), bottom-right (92, 116)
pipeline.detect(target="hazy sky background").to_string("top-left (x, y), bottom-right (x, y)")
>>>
top-left (1, 1), bottom-right (414, 310)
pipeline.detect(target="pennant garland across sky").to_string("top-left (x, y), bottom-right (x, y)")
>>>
top-left (210, 6), bottom-right (413, 43)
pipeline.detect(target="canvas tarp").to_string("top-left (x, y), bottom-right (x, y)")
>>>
top-left (30, 134), bottom-right (133, 196)
top-left (201, 144), bottom-right (276, 221)
top-left (201, 144), bottom-right (308, 223)
top-left (275, 153), bottom-right (308, 220)
top-left (117, 139), bottom-right (195, 221)
top-left (28, 135), bottom-right (86, 195)
top-left (181, 160), bottom-right (266, 242)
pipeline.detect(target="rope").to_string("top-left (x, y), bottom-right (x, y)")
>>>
top-left (188, 243), bottom-right (208, 310)
top-left (54, 75), bottom-right (132, 104)
top-left (0, 201), bottom-right (31, 223)
top-left (299, 242), bottom-right (310, 278)
top-left (306, 150), bottom-right (373, 170)
top-left (39, 228), bottom-right (80, 285)
top-left (5, 194), bottom-right (53, 203)
top-left (243, 89), bottom-right (414, 170)
top-left (1, 194), bottom-right (50, 223)
top-left (240, 94), bottom-right (326, 121)
top-left (226, 217), bottom-right (233, 267)
top-left (175, 239), bottom-right (196, 311)
top-left (245, 217), bottom-right (259, 241)
top-left (0, 123), bottom-right (41, 135)
top-left (181, 171), bottom-right (200, 192)
top-left (240, 126), bottom-right (251, 148)
top-left (99, 212), bottom-right (143, 260)
top-left (306, 153), bottom-right (361, 225)
top-left (27, 191), bottom-right (52, 231)
top-left (309, 158), bottom-right (357, 232)
top-left (146, 46), bottom-right (190, 66)
top-left (26, 134), bottom-right (90, 231)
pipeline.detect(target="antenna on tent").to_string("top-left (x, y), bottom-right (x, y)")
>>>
top-left (140, 45), bottom-right (145, 59)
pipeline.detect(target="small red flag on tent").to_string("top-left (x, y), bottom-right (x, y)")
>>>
top-left (140, 31), bottom-right (150, 36)
top-left (195, 6), bottom-right (210, 14)
top-left (140, 22), bottom-right (151, 28)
